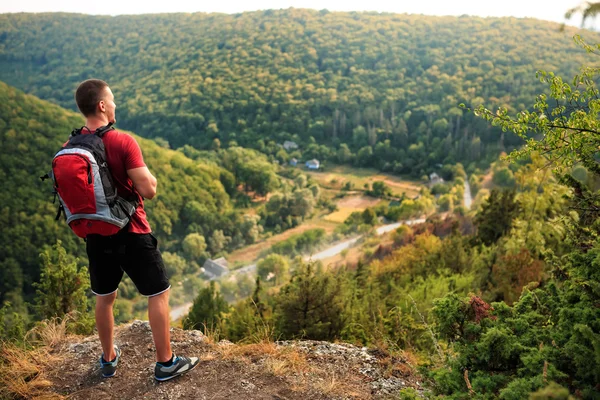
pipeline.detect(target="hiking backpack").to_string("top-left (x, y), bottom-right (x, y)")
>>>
top-left (42, 123), bottom-right (138, 238)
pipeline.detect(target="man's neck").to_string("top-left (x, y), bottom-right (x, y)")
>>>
top-left (85, 117), bottom-right (110, 132)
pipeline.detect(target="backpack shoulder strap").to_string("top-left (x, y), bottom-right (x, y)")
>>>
top-left (70, 126), bottom-right (85, 138)
top-left (69, 123), bottom-right (114, 139)
top-left (94, 122), bottom-right (114, 138)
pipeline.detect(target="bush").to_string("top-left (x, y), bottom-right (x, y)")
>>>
top-left (492, 167), bottom-right (516, 188)
top-left (431, 183), bottom-right (450, 195)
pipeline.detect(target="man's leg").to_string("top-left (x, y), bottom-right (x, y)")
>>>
top-left (148, 288), bottom-right (172, 363)
top-left (96, 291), bottom-right (118, 361)
top-left (149, 287), bottom-right (199, 382)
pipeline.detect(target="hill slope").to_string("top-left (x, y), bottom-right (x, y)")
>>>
top-left (0, 81), bottom-right (233, 305)
top-left (1, 10), bottom-right (598, 173)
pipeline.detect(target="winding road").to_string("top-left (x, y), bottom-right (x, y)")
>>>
top-left (170, 217), bottom-right (426, 321)
top-left (464, 178), bottom-right (472, 210)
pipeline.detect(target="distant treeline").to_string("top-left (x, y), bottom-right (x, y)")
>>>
top-left (1, 11), bottom-right (597, 176)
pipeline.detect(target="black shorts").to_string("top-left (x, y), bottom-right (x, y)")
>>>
top-left (86, 232), bottom-right (170, 297)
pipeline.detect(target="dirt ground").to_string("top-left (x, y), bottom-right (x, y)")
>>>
top-left (40, 322), bottom-right (423, 400)
top-left (480, 170), bottom-right (494, 190)
top-left (335, 196), bottom-right (381, 209)
top-left (323, 195), bottom-right (381, 223)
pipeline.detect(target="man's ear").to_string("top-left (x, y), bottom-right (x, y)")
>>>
top-left (98, 100), bottom-right (106, 113)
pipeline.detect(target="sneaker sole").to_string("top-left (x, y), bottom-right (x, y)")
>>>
top-left (154, 361), bottom-right (199, 382)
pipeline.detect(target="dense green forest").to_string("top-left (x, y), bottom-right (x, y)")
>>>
top-left (1, 10), bottom-right (599, 176)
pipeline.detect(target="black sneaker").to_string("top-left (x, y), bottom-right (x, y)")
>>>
top-left (154, 354), bottom-right (199, 382)
top-left (99, 345), bottom-right (121, 378)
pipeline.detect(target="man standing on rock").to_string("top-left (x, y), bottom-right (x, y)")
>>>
top-left (74, 79), bottom-right (198, 381)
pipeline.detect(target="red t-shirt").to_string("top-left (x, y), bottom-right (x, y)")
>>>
top-left (81, 127), bottom-right (152, 234)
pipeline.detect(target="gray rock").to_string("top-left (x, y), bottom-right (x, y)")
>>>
top-left (240, 379), bottom-right (257, 391)
top-left (189, 330), bottom-right (205, 342)
top-left (130, 320), bottom-right (152, 332)
top-left (371, 377), bottom-right (406, 396)
top-left (68, 342), bottom-right (97, 354)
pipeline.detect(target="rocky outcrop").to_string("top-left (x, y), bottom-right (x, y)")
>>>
top-left (46, 321), bottom-right (424, 399)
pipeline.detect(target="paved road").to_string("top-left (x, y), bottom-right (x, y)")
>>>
top-left (236, 263), bottom-right (257, 274)
top-left (170, 302), bottom-right (193, 321)
top-left (375, 218), bottom-right (426, 235)
top-left (464, 178), bottom-right (472, 210)
top-left (170, 217), bottom-right (425, 321)
top-left (305, 237), bottom-right (361, 261)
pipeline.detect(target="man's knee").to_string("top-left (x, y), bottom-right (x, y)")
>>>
top-left (148, 287), bottom-right (170, 302)
top-left (96, 290), bottom-right (118, 307)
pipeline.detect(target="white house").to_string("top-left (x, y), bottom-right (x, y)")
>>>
top-left (429, 172), bottom-right (444, 186)
top-left (305, 159), bottom-right (320, 170)
top-left (283, 141), bottom-right (299, 151)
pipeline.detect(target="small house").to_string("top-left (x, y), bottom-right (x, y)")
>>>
top-left (283, 141), bottom-right (299, 151)
top-left (290, 158), bottom-right (298, 167)
top-left (305, 159), bottom-right (320, 170)
top-left (202, 257), bottom-right (230, 280)
top-left (429, 172), bottom-right (444, 186)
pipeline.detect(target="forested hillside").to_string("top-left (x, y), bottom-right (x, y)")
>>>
top-left (1, 10), bottom-right (598, 176)
top-left (182, 54), bottom-right (600, 396)
top-left (0, 81), bottom-right (265, 309)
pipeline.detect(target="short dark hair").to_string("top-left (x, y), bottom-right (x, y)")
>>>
top-left (75, 79), bottom-right (109, 117)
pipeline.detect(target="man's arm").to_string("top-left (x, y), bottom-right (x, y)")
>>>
top-left (127, 166), bottom-right (157, 199)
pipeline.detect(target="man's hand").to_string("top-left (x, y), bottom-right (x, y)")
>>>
top-left (127, 166), bottom-right (157, 199)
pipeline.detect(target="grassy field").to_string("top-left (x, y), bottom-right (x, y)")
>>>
top-left (228, 218), bottom-right (339, 265)
top-left (306, 165), bottom-right (423, 198)
top-left (324, 195), bottom-right (381, 223)
top-left (228, 165), bottom-right (425, 265)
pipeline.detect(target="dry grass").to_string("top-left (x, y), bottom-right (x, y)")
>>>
top-left (217, 341), bottom-right (278, 360)
top-left (323, 207), bottom-right (357, 223)
top-left (481, 169), bottom-right (494, 189)
top-left (27, 317), bottom-right (71, 348)
top-left (215, 340), bottom-right (309, 378)
top-left (0, 343), bottom-right (62, 400)
top-left (311, 370), bottom-right (353, 397)
top-left (243, 318), bottom-right (277, 345)
top-left (0, 317), bottom-right (77, 399)
top-left (324, 194), bottom-right (381, 222)
top-left (306, 165), bottom-right (423, 198)
top-left (368, 337), bottom-right (419, 381)
top-left (262, 347), bottom-right (309, 377)
top-left (199, 353), bottom-right (216, 362)
top-left (336, 195), bottom-right (381, 209)
top-left (198, 323), bottom-right (222, 345)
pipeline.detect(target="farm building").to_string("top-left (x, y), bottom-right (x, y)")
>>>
top-left (305, 159), bottom-right (320, 170)
top-left (283, 141), bottom-right (299, 151)
top-left (202, 257), bottom-right (230, 280)
top-left (429, 172), bottom-right (444, 186)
